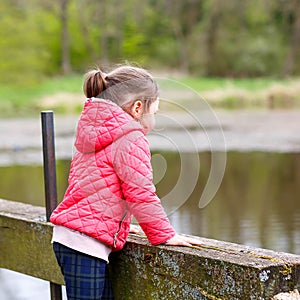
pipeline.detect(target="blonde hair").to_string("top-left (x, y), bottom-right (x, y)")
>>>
top-left (83, 65), bottom-right (158, 112)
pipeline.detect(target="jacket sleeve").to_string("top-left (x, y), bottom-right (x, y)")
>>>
top-left (112, 130), bottom-right (176, 245)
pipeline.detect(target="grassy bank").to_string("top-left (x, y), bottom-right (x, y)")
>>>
top-left (0, 75), bottom-right (83, 117)
top-left (179, 76), bottom-right (299, 107)
top-left (0, 75), bottom-right (299, 117)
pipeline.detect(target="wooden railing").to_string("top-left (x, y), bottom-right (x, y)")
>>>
top-left (1, 198), bottom-right (300, 299)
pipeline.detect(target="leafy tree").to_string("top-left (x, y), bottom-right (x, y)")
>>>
top-left (280, 0), bottom-right (300, 75)
top-left (1, 0), bottom-right (300, 82)
top-left (0, 1), bottom-right (53, 84)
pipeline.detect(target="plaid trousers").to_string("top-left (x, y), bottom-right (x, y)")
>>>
top-left (53, 242), bottom-right (114, 300)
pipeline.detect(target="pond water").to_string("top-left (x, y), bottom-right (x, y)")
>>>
top-left (1, 151), bottom-right (299, 254)
top-left (1, 151), bottom-right (300, 299)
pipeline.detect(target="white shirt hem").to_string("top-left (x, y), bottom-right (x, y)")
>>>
top-left (52, 225), bottom-right (112, 263)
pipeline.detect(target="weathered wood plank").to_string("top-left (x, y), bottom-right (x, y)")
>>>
top-left (1, 199), bottom-right (300, 299)
top-left (110, 235), bottom-right (300, 299)
top-left (0, 199), bottom-right (64, 284)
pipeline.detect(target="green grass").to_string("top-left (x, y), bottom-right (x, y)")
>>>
top-left (0, 74), bottom-right (299, 117)
top-left (0, 75), bottom-right (83, 116)
top-left (0, 75), bottom-right (82, 104)
top-left (159, 75), bottom-right (300, 110)
top-left (172, 76), bottom-right (294, 92)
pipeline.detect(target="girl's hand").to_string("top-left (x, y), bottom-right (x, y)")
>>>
top-left (164, 234), bottom-right (203, 247)
top-left (129, 224), bottom-right (141, 234)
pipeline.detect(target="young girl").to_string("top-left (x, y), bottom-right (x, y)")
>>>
top-left (50, 65), bottom-right (202, 300)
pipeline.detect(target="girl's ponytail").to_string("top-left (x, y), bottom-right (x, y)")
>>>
top-left (83, 65), bottom-right (158, 111)
top-left (83, 69), bottom-right (107, 98)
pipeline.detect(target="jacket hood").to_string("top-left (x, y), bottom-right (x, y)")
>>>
top-left (75, 98), bottom-right (144, 153)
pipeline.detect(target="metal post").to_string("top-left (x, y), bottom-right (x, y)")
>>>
top-left (41, 111), bottom-right (63, 300)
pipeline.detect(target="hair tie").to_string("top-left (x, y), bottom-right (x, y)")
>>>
top-left (98, 70), bottom-right (107, 90)
top-left (97, 70), bottom-right (107, 82)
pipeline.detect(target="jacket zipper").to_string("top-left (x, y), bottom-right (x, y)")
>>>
top-left (113, 211), bottom-right (127, 248)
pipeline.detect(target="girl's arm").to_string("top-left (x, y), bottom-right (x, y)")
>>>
top-left (114, 131), bottom-right (204, 247)
top-left (113, 131), bottom-right (176, 245)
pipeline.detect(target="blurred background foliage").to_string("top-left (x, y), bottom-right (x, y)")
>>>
top-left (1, 0), bottom-right (300, 86)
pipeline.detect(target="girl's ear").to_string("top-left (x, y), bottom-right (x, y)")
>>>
top-left (130, 100), bottom-right (144, 119)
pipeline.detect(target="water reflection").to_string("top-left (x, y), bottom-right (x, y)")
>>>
top-left (0, 269), bottom-right (67, 300)
top-left (1, 151), bottom-right (300, 299)
top-left (1, 152), bottom-right (299, 254)
top-left (163, 152), bottom-right (300, 254)
top-left (0, 160), bottom-right (70, 206)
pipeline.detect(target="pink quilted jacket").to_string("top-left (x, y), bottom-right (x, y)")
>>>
top-left (50, 98), bottom-right (175, 251)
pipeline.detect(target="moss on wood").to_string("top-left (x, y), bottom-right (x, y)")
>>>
top-left (1, 199), bottom-right (300, 299)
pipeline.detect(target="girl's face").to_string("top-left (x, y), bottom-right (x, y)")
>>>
top-left (129, 98), bottom-right (159, 134)
top-left (140, 99), bottom-right (159, 134)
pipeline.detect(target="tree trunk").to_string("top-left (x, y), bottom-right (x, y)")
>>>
top-left (61, 0), bottom-right (71, 74)
top-left (165, 0), bottom-right (189, 73)
top-left (205, 0), bottom-right (222, 76)
top-left (76, 1), bottom-right (97, 63)
top-left (284, 0), bottom-right (300, 76)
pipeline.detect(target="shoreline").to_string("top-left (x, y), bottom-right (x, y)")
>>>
top-left (0, 109), bottom-right (300, 166)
